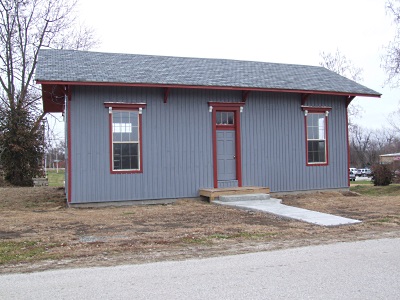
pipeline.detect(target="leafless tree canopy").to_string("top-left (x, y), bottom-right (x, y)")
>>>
top-left (319, 49), bottom-right (364, 125)
top-left (0, 0), bottom-right (98, 185)
top-left (382, 0), bottom-right (400, 86)
top-left (350, 125), bottom-right (400, 168)
top-left (0, 0), bottom-right (97, 115)
top-left (318, 49), bottom-right (400, 167)
top-left (319, 49), bottom-right (364, 83)
top-left (388, 103), bottom-right (400, 132)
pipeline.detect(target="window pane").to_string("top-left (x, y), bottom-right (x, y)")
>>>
top-left (114, 143), bottom-right (121, 155)
top-left (307, 126), bottom-right (317, 139)
top-left (113, 112), bottom-right (121, 124)
top-left (308, 141), bottom-right (316, 163)
top-left (307, 114), bottom-right (315, 127)
top-left (114, 160), bottom-right (121, 170)
top-left (216, 111), bottom-right (234, 125)
top-left (307, 112), bottom-right (327, 163)
top-left (307, 114), bottom-right (325, 139)
top-left (120, 143), bottom-right (130, 155)
top-left (216, 112), bottom-right (222, 125)
top-left (121, 111), bottom-right (129, 123)
top-left (131, 126), bottom-right (139, 142)
top-left (113, 144), bottom-right (122, 169)
top-left (130, 112), bottom-right (138, 124)
top-left (308, 140), bottom-right (315, 152)
top-left (121, 132), bottom-right (130, 142)
top-left (131, 156), bottom-right (139, 169)
top-left (318, 141), bottom-right (326, 161)
top-left (318, 128), bottom-right (325, 140)
top-left (121, 156), bottom-right (131, 170)
top-left (228, 112), bottom-right (234, 124)
top-left (113, 142), bottom-right (139, 170)
top-left (132, 143), bottom-right (138, 156)
top-left (222, 112), bottom-right (227, 124)
top-left (113, 132), bottom-right (121, 142)
top-left (111, 110), bottom-right (141, 171)
top-left (318, 117), bottom-right (325, 140)
top-left (308, 140), bottom-right (326, 163)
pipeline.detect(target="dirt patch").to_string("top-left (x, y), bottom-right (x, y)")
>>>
top-left (1, 187), bottom-right (399, 274)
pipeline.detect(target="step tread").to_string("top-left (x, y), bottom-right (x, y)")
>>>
top-left (219, 193), bottom-right (271, 202)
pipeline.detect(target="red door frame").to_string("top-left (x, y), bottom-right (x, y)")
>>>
top-left (209, 102), bottom-right (245, 188)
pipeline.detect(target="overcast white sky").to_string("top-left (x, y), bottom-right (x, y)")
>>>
top-left (49, 0), bottom-right (400, 137)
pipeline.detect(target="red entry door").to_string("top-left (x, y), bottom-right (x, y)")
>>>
top-left (217, 130), bottom-right (236, 181)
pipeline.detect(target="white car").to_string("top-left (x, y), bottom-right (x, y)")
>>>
top-left (349, 168), bottom-right (357, 174)
top-left (349, 170), bottom-right (356, 181)
top-left (356, 168), bottom-right (372, 177)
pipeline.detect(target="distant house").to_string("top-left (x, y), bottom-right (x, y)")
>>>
top-left (380, 153), bottom-right (400, 164)
top-left (36, 50), bottom-right (380, 204)
top-left (52, 160), bottom-right (66, 169)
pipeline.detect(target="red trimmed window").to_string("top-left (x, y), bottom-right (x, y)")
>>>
top-left (216, 111), bottom-right (234, 126)
top-left (112, 110), bottom-right (140, 170)
top-left (104, 103), bottom-right (146, 173)
top-left (303, 107), bottom-right (331, 166)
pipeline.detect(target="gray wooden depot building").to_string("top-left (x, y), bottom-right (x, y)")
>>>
top-left (36, 50), bottom-right (380, 204)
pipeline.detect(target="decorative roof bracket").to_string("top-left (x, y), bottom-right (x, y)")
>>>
top-left (301, 93), bottom-right (311, 106)
top-left (346, 96), bottom-right (355, 108)
top-left (164, 88), bottom-right (170, 104)
top-left (242, 90), bottom-right (250, 102)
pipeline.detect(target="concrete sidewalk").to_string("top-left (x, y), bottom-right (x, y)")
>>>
top-left (214, 196), bottom-right (361, 226)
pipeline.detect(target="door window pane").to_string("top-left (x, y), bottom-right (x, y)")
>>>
top-left (216, 111), bottom-right (234, 125)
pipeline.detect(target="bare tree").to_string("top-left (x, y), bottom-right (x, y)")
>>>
top-left (319, 49), bottom-right (364, 127)
top-left (375, 127), bottom-right (400, 152)
top-left (382, 0), bottom-right (400, 86)
top-left (46, 140), bottom-right (65, 168)
top-left (350, 124), bottom-right (400, 167)
top-left (0, 0), bottom-right (98, 185)
top-left (320, 49), bottom-right (363, 82)
top-left (350, 125), bottom-right (373, 167)
top-left (381, 1), bottom-right (400, 150)
top-left (388, 102), bottom-right (400, 132)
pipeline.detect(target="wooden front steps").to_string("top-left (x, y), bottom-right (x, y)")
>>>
top-left (199, 186), bottom-right (270, 201)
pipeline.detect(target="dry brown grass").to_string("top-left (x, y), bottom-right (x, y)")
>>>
top-left (1, 187), bottom-right (399, 273)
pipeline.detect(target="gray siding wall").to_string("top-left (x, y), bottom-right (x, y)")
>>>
top-left (241, 92), bottom-right (348, 192)
top-left (69, 86), bottom-right (348, 203)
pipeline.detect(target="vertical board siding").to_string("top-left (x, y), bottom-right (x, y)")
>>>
top-left (71, 86), bottom-right (219, 203)
top-left (240, 92), bottom-right (348, 192)
top-left (70, 87), bottom-right (348, 203)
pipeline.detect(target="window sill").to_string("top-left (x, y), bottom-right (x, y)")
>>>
top-left (110, 170), bottom-right (143, 174)
top-left (306, 163), bottom-right (328, 167)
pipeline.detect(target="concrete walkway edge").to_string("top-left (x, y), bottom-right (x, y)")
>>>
top-left (214, 197), bottom-right (361, 226)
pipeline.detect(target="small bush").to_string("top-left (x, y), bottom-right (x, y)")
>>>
top-left (393, 161), bottom-right (400, 184)
top-left (372, 164), bottom-right (393, 186)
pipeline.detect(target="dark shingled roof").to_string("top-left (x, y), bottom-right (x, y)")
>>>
top-left (36, 49), bottom-right (380, 97)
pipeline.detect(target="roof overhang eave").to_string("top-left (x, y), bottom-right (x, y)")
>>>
top-left (36, 80), bottom-right (382, 105)
top-left (40, 83), bottom-right (66, 113)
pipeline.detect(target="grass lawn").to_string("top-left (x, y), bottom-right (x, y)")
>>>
top-left (350, 179), bottom-right (373, 185)
top-left (46, 169), bottom-right (65, 187)
top-left (1, 185), bottom-right (399, 273)
top-left (350, 183), bottom-right (400, 196)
